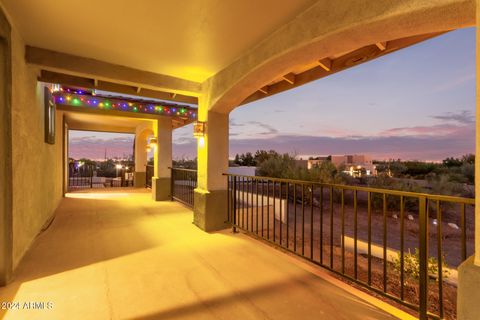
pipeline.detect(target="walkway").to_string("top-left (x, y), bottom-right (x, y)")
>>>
top-left (0, 189), bottom-right (403, 320)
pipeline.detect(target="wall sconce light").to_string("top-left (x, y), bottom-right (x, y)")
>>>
top-left (149, 137), bottom-right (158, 149)
top-left (193, 121), bottom-right (206, 137)
top-left (146, 146), bottom-right (152, 152)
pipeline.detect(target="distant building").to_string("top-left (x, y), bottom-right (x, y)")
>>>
top-left (331, 154), bottom-right (376, 177)
top-left (295, 156), bottom-right (329, 170)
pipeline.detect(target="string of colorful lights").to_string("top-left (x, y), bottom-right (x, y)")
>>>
top-left (52, 90), bottom-right (197, 119)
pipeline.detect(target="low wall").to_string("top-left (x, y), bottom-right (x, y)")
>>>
top-left (235, 191), bottom-right (287, 223)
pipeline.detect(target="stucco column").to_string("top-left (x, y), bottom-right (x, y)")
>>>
top-left (152, 117), bottom-right (172, 201)
top-left (134, 124), bottom-right (149, 188)
top-left (457, 3), bottom-right (480, 318)
top-left (193, 96), bottom-right (229, 231)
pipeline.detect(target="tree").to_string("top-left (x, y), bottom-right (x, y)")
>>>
top-left (256, 152), bottom-right (298, 179)
top-left (254, 149), bottom-right (278, 165)
top-left (461, 154), bottom-right (475, 165)
top-left (461, 162), bottom-right (474, 184)
top-left (309, 161), bottom-right (338, 183)
top-left (389, 161), bottom-right (407, 177)
top-left (234, 154), bottom-right (241, 165)
top-left (443, 157), bottom-right (462, 168)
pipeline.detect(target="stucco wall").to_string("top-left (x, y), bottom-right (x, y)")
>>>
top-left (10, 26), bottom-right (63, 268)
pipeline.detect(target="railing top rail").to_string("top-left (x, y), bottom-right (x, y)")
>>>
top-left (169, 167), bottom-right (198, 173)
top-left (223, 173), bottom-right (475, 204)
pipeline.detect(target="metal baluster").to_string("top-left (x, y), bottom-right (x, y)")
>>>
top-left (280, 182), bottom-right (283, 246)
top-left (368, 192), bottom-right (372, 285)
top-left (354, 190), bottom-right (358, 280)
top-left (383, 193), bottom-right (387, 293)
top-left (261, 179), bottom-right (264, 238)
top-left (294, 184), bottom-right (297, 252)
top-left (256, 179), bottom-right (259, 235)
top-left (286, 182), bottom-right (289, 249)
top-left (242, 177), bottom-right (245, 229)
top-left (273, 181), bottom-right (276, 242)
top-left (461, 203), bottom-right (467, 261)
top-left (232, 176), bottom-right (237, 233)
top-left (310, 184), bottom-right (314, 260)
top-left (400, 196), bottom-right (405, 300)
top-left (437, 200), bottom-right (444, 319)
top-left (418, 196), bottom-right (428, 320)
top-left (302, 184), bottom-right (305, 256)
top-left (330, 186), bottom-right (334, 269)
top-left (250, 177), bottom-right (254, 232)
top-left (227, 176), bottom-right (231, 224)
top-left (267, 180), bottom-right (270, 239)
top-left (341, 189), bottom-right (345, 274)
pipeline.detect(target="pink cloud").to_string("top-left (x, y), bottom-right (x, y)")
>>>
top-left (378, 123), bottom-right (469, 137)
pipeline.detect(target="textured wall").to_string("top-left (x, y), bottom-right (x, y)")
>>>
top-left (0, 4), bottom-right (12, 285)
top-left (10, 25), bottom-right (63, 269)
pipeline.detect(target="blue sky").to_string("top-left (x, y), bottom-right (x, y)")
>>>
top-left (71, 27), bottom-right (476, 161)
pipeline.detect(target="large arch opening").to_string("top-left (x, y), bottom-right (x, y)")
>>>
top-left (222, 24), bottom-right (475, 320)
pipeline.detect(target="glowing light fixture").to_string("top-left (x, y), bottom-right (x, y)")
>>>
top-left (149, 137), bottom-right (158, 150)
top-left (193, 121), bottom-right (206, 137)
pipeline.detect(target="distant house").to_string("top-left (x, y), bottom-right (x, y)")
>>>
top-left (331, 154), bottom-right (376, 177)
top-left (295, 155), bottom-right (330, 170)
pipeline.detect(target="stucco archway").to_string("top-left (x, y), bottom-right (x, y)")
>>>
top-left (206, 0), bottom-right (475, 114)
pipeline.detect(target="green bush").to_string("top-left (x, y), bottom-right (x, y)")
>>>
top-left (392, 248), bottom-right (449, 283)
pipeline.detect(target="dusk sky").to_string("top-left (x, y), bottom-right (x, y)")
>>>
top-left (70, 27), bottom-right (475, 161)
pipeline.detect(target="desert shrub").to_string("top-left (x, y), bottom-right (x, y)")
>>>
top-left (392, 248), bottom-right (449, 283)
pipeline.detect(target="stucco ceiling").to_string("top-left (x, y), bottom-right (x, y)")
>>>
top-left (2, 0), bottom-right (317, 82)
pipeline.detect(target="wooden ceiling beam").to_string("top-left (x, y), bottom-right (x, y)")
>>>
top-left (38, 70), bottom-right (198, 104)
top-left (318, 58), bottom-right (332, 71)
top-left (241, 32), bottom-right (444, 106)
top-left (26, 46), bottom-right (202, 96)
top-left (282, 73), bottom-right (296, 84)
top-left (375, 41), bottom-right (388, 51)
top-left (258, 86), bottom-right (269, 94)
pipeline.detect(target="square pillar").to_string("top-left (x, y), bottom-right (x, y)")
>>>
top-left (457, 4), bottom-right (480, 318)
top-left (152, 117), bottom-right (172, 201)
top-left (134, 123), bottom-right (152, 188)
top-left (193, 98), bottom-right (229, 231)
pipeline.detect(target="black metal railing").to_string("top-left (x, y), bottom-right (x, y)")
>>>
top-left (146, 165), bottom-right (154, 188)
top-left (171, 168), bottom-right (197, 208)
top-left (68, 163), bottom-right (93, 189)
top-left (69, 161), bottom-right (134, 189)
top-left (225, 173), bottom-right (475, 320)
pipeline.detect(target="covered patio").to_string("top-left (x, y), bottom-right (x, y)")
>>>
top-left (0, 189), bottom-right (401, 320)
top-left (0, 1), bottom-right (479, 319)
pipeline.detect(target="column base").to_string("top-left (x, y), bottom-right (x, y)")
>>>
top-left (134, 171), bottom-right (146, 188)
top-left (193, 188), bottom-right (229, 232)
top-left (458, 256), bottom-right (480, 319)
top-left (152, 177), bottom-right (171, 201)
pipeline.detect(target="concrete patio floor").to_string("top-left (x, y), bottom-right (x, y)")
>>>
top-left (0, 189), bottom-right (406, 320)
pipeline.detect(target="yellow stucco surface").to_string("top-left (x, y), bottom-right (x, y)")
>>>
top-left (10, 26), bottom-right (63, 269)
top-left (0, 189), bottom-right (408, 320)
